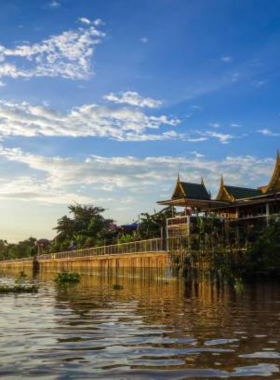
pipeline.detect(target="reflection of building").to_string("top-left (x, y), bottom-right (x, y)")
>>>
top-left (158, 151), bottom-right (280, 237)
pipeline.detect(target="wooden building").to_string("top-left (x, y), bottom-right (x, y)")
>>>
top-left (158, 151), bottom-right (280, 237)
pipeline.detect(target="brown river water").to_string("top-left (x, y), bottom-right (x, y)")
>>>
top-left (0, 272), bottom-right (280, 379)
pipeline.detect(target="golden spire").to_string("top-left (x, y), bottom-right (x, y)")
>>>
top-left (177, 173), bottom-right (180, 182)
top-left (220, 174), bottom-right (224, 187)
top-left (263, 150), bottom-right (280, 193)
top-left (201, 177), bottom-right (205, 186)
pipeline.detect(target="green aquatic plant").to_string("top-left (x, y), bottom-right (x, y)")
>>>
top-left (233, 277), bottom-right (245, 293)
top-left (0, 284), bottom-right (38, 294)
top-left (15, 270), bottom-right (28, 284)
top-left (112, 283), bottom-right (123, 290)
top-left (54, 271), bottom-right (81, 285)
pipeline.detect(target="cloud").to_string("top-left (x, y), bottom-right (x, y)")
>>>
top-left (190, 151), bottom-right (205, 158)
top-left (252, 80), bottom-right (268, 88)
top-left (104, 91), bottom-right (162, 108)
top-left (48, 0), bottom-right (61, 8)
top-left (0, 176), bottom-right (94, 204)
top-left (257, 128), bottom-right (280, 137)
top-left (220, 56), bottom-right (233, 63)
top-left (0, 19), bottom-right (105, 84)
top-left (0, 146), bottom-right (275, 205)
top-left (140, 37), bottom-right (148, 44)
top-left (79, 17), bottom-right (91, 25)
top-left (0, 98), bottom-right (181, 141)
top-left (203, 131), bottom-right (235, 144)
top-left (0, 97), bottom-right (246, 143)
top-left (208, 122), bottom-right (220, 128)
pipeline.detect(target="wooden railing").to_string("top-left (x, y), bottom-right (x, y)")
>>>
top-left (38, 238), bottom-right (165, 261)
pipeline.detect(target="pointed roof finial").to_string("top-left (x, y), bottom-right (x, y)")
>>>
top-left (177, 173), bottom-right (180, 182)
top-left (201, 177), bottom-right (205, 186)
top-left (220, 174), bottom-right (224, 187)
top-left (277, 149), bottom-right (280, 166)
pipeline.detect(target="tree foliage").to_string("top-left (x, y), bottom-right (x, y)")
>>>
top-left (0, 237), bottom-right (37, 261)
top-left (137, 207), bottom-right (174, 239)
top-left (247, 219), bottom-right (280, 273)
top-left (51, 203), bottom-right (114, 252)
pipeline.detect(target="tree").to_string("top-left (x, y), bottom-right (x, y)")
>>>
top-left (0, 237), bottom-right (37, 261)
top-left (0, 239), bottom-right (9, 261)
top-left (248, 219), bottom-right (280, 273)
top-left (53, 203), bottom-right (114, 251)
top-left (137, 207), bottom-right (174, 239)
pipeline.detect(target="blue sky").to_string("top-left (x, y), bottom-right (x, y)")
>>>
top-left (0, 0), bottom-right (279, 241)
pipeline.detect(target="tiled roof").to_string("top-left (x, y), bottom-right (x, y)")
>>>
top-left (225, 186), bottom-right (262, 200)
top-left (180, 182), bottom-right (211, 200)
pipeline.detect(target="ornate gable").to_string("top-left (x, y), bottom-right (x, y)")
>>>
top-left (216, 176), bottom-right (235, 202)
top-left (265, 150), bottom-right (280, 194)
top-left (171, 176), bottom-right (186, 199)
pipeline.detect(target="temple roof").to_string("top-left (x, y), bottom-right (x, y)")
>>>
top-left (223, 186), bottom-right (262, 199)
top-left (263, 150), bottom-right (280, 194)
top-left (158, 151), bottom-right (280, 210)
top-left (216, 176), bottom-right (262, 202)
top-left (172, 178), bottom-right (211, 200)
top-left (180, 182), bottom-right (211, 200)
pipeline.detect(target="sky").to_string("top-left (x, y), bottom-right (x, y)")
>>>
top-left (0, 0), bottom-right (279, 242)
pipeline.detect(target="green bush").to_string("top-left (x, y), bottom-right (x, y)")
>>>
top-left (0, 285), bottom-right (38, 294)
top-left (247, 220), bottom-right (280, 273)
top-left (54, 271), bottom-right (81, 285)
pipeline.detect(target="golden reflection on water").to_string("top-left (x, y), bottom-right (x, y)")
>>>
top-left (0, 271), bottom-right (280, 379)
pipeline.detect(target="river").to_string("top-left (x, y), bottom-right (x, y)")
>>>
top-left (0, 273), bottom-right (280, 379)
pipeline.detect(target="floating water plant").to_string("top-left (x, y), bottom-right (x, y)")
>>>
top-left (0, 285), bottom-right (38, 294)
top-left (54, 271), bottom-right (81, 285)
top-left (112, 283), bottom-right (123, 290)
top-left (15, 270), bottom-right (28, 284)
top-left (233, 277), bottom-right (245, 293)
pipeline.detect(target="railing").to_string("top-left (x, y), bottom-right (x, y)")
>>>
top-left (167, 216), bottom-right (189, 226)
top-left (38, 238), bottom-right (165, 261)
top-left (0, 256), bottom-right (34, 263)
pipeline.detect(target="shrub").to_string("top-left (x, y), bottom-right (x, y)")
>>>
top-left (0, 285), bottom-right (38, 294)
top-left (247, 220), bottom-right (280, 273)
top-left (112, 283), bottom-right (123, 290)
top-left (54, 271), bottom-right (81, 285)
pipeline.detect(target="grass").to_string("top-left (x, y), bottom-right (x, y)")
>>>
top-left (54, 271), bottom-right (81, 285)
top-left (112, 283), bottom-right (123, 290)
top-left (0, 284), bottom-right (38, 294)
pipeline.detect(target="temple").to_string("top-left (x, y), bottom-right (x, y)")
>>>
top-left (158, 151), bottom-right (280, 238)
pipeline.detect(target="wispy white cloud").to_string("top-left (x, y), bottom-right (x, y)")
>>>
top-left (79, 17), bottom-right (91, 25)
top-left (208, 122), bottom-right (220, 128)
top-left (48, 0), bottom-right (61, 8)
top-left (220, 56), bottom-right (233, 63)
top-left (252, 79), bottom-right (268, 88)
top-left (0, 98), bottom-right (180, 141)
top-left (0, 97), bottom-right (246, 143)
top-left (140, 37), bottom-right (148, 44)
top-left (0, 19), bottom-right (105, 84)
top-left (190, 151), bottom-right (205, 158)
top-left (0, 146), bottom-right (275, 205)
top-left (104, 91), bottom-right (162, 109)
top-left (257, 128), bottom-right (280, 137)
top-left (203, 131), bottom-right (235, 144)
